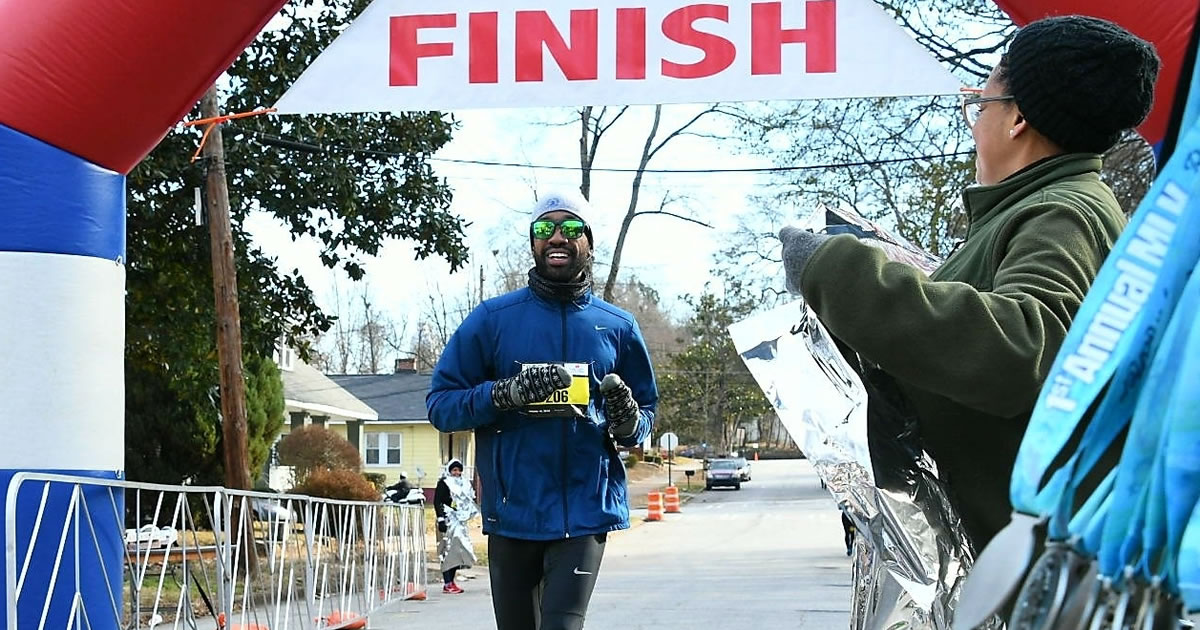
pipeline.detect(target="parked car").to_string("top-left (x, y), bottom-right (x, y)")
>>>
top-left (705, 459), bottom-right (741, 490)
top-left (250, 496), bottom-right (296, 524)
top-left (124, 524), bottom-right (178, 550)
top-left (250, 496), bottom-right (297, 540)
top-left (733, 457), bottom-right (752, 482)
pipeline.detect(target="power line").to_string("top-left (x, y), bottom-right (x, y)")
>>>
top-left (229, 125), bottom-right (974, 175)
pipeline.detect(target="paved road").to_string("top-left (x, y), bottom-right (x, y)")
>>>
top-left (373, 459), bottom-right (852, 629)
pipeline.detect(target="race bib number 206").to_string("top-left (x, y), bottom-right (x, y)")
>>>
top-left (523, 362), bottom-right (589, 416)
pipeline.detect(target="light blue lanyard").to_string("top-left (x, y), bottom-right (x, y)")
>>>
top-left (1010, 116), bottom-right (1200, 528)
top-left (1068, 469), bottom-right (1114, 550)
top-left (1098, 255), bottom-right (1200, 581)
top-left (1142, 300), bottom-right (1200, 590)
top-left (1180, 500), bottom-right (1200, 611)
top-left (1150, 52), bottom-right (1200, 610)
top-left (1157, 265), bottom-right (1200, 597)
top-left (1081, 486), bottom-right (1113, 553)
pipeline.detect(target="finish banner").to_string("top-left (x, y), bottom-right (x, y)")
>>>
top-left (275, 0), bottom-right (962, 113)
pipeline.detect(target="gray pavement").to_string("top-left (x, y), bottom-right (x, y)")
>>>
top-left (371, 459), bottom-right (852, 629)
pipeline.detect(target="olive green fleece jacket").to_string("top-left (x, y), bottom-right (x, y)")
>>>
top-left (799, 154), bottom-right (1127, 548)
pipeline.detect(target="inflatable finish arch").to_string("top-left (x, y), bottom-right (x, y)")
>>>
top-left (0, 2), bottom-right (286, 627)
top-left (0, 0), bottom-right (1193, 627)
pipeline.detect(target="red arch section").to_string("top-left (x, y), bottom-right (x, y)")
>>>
top-left (992, 0), bottom-right (1199, 149)
top-left (0, 0), bottom-right (288, 174)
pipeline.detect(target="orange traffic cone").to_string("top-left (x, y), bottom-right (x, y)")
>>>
top-left (646, 491), bottom-right (663, 521)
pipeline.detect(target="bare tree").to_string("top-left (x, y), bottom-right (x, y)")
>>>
top-left (594, 105), bottom-right (723, 301)
top-left (311, 283), bottom-right (408, 374)
top-left (605, 277), bottom-right (684, 362)
top-left (577, 105), bottom-right (629, 199)
top-left (1101, 132), bottom-right (1158, 216)
top-left (876, 0), bottom-right (1013, 81)
top-left (353, 292), bottom-right (408, 374)
top-left (413, 290), bottom-right (463, 373)
top-left (550, 105), bottom-right (725, 301)
top-left (312, 280), bottom-right (354, 373)
top-left (411, 267), bottom-right (495, 372)
top-left (718, 0), bottom-right (1155, 300)
top-left (716, 95), bottom-right (976, 305)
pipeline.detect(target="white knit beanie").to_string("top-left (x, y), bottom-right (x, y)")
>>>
top-left (531, 190), bottom-right (591, 223)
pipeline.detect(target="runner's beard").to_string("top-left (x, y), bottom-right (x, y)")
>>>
top-left (535, 247), bottom-right (593, 283)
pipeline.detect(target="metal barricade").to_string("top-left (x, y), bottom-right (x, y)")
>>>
top-left (4, 473), bottom-right (426, 630)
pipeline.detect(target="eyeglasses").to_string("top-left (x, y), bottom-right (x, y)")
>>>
top-left (961, 94), bottom-right (1015, 128)
top-left (532, 218), bottom-right (587, 240)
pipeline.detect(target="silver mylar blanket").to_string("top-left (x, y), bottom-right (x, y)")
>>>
top-left (439, 474), bottom-right (480, 573)
top-left (728, 206), bottom-right (1000, 630)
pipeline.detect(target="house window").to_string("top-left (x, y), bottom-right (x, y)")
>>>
top-left (365, 432), bottom-right (402, 466)
top-left (272, 338), bottom-right (295, 372)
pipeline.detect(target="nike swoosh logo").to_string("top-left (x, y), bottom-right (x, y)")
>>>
top-left (573, 567), bottom-right (593, 575)
top-left (594, 325), bottom-right (607, 331)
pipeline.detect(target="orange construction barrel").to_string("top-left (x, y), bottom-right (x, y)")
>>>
top-left (646, 491), bottom-right (663, 521)
top-left (664, 486), bottom-right (681, 513)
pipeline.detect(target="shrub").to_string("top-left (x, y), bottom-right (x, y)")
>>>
top-left (276, 425), bottom-right (363, 485)
top-left (623, 452), bottom-right (641, 469)
top-left (363, 472), bottom-right (387, 490)
top-left (292, 469), bottom-right (380, 502)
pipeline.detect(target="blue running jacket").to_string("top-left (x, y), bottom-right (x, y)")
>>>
top-left (427, 288), bottom-right (657, 540)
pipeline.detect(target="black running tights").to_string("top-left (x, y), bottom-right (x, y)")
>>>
top-left (488, 533), bottom-right (607, 630)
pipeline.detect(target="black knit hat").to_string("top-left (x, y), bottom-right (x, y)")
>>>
top-left (1003, 15), bottom-right (1160, 153)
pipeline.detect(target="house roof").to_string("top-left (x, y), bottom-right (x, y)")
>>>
top-left (328, 372), bottom-right (432, 422)
top-left (281, 361), bottom-right (378, 421)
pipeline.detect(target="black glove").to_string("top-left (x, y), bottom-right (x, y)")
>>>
top-left (491, 365), bottom-right (572, 410)
top-left (437, 517), bottom-right (448, 533)
top-left (600, 374), bottom-right (639, 438)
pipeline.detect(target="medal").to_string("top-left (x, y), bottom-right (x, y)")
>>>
top-left (1009, 542), bottom-right (1094, 630)
top-left (954, 512), bottom-right (1041, 630)
top-left (1087, 579), bottom-right (1121, 630)
top-left (1110, 581), bottom-right (1138, 630)
top-left (1059, 560), bottom-right (1101, 630)
top-left (1150, 588), bottom-right (1181, 630)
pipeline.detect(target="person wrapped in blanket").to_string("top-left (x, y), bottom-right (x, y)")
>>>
top-left (434, 458), bottom-right (479, 594)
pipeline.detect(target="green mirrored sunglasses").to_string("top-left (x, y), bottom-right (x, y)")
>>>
top-left (532, 219), bottom-right (587, 240)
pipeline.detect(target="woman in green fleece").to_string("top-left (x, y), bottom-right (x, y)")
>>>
top-left (779, 15), bottom-right (1160, 549)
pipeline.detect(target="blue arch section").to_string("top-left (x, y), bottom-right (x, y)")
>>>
top-left (0, 470), bottom-right (124, 630)
top-left (0, 123), bottom-right (125, 261)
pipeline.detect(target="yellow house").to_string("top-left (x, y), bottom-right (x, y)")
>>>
top-left (329, 366), bottom-right (475, 495)
top-left (270, 357), bottom-right (378, 490)
top-left (272, 355), bottom-right (475, 498)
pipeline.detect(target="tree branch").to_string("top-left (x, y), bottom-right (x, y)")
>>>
top-left (632, 210), bottom-right (714, 229)
top-left (648, 104), bottom-right (723, 160)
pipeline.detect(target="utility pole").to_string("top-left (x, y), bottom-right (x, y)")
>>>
top-left (200, 84), bottom-right (252, 491)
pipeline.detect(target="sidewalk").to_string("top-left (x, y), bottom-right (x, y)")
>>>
top-left (372, 459), bottom-right (848, 630)
top-left (416, 459), bottom-right (703, 583)
top-left (626, 460), bottom-right (703, 509)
